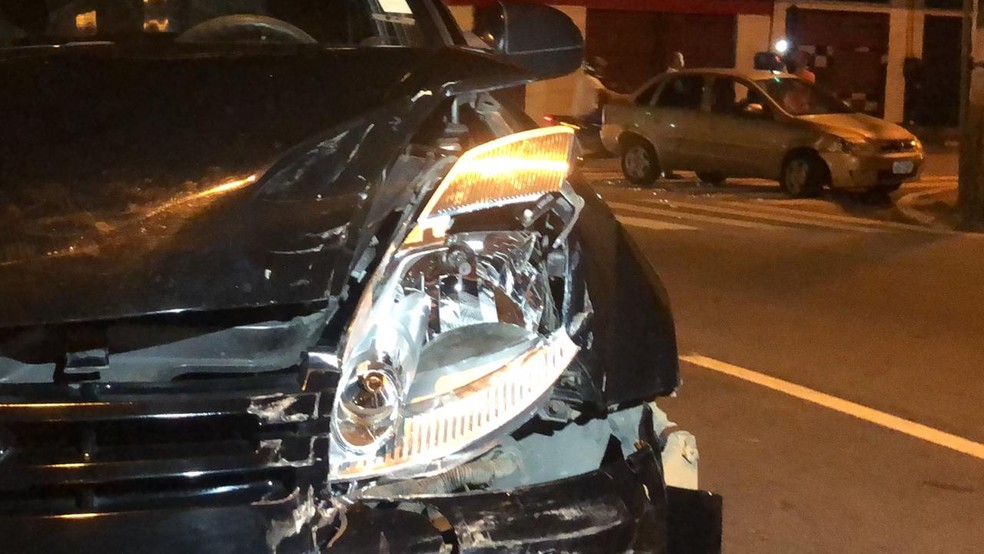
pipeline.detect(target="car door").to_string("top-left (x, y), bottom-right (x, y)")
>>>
top-left (704, 76), bottom-right (794, 178)
top-left (647, 74), bottom-right (709, 171)
top-left (601, 78), bottom-right (660, 154)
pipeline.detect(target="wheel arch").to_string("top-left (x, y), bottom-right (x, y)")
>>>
top-left (617, 131), bottom-right (659, 158)
top-left (781, 146), bottom-right (831, 181)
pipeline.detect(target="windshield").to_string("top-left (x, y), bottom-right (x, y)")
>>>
top-left (756, 77), bottom-right (853, 116)
top-left (0, 0), bottom-right (432, 48)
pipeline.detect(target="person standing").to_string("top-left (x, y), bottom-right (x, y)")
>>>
top-left (789, 50), bottom-right (816, 83)
top-left (571, 57), bottom-right (610, 124)
top-left (665, 51), bottom-right (685, 74)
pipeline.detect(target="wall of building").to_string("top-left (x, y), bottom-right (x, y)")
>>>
top-left (448, 1), bottom-right (962, 126)
top-left (773, 1), bottom-right (961, 124)
top-left (447, 5), bottom-right (472, 30)
top-left (736, 14), bottom-right (773, 73)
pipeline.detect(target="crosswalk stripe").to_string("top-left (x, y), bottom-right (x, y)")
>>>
top-left (635, 198), bottom-right (883, 234)
top-left (616, 215), bottom-right (698, 232)
top-left (714, 200), bottom-right (957, 235)
top-left (609, 202), bottom-right (787, 231)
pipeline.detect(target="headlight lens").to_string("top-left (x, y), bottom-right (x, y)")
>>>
top-left (329, 127), bottom-right (582, 482)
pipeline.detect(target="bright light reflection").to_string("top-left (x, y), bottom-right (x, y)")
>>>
top-left (143, 174), bottom-right (256, 218)
top-left (419, 126), bottom-right (574, 220)
top-left (0, 402), bottom-right (110, 408)
top-left (56, 513), bottom-right (102, 520)
top-left (456, 158), bottom-right (570, 178)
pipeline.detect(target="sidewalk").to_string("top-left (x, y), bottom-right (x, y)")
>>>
top-left (921, 146), bottom-right (959, 177)
top-left (892, 146), bottom-right (962, 229)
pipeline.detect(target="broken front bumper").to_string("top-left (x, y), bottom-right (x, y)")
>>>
top-left (0, 445), bottom-right (721, 554)
top-left (822, 151), bottom-right (924, 190)
top-left (336, 443), bottom-right (722, 554)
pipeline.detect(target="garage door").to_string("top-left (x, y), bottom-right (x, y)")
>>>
top-left (586, 9), bottom-right (736, 93)
top-left (787, 8), bottom-right (890, 117)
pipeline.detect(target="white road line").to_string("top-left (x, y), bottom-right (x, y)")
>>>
top-left (639, 198), bottom-right (883, 234)
top-left (616, 215), bottom-right (698, 232)
top-left (580, 172), bottom-right (624, 178)
top-left (717, 200), bottom-right (960, 236)
top-left (608, 202), bottom-right (785, 231)
top-left (681, 354), bottom-right (984, 461)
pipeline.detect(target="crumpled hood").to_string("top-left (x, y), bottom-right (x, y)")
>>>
top-left (0, 45), bottom-right (527, 329)
top-left (800, 112), bottom-right (915, 141)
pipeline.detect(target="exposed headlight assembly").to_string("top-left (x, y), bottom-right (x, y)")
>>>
top-left (329, 127), bottom-right (584, 482)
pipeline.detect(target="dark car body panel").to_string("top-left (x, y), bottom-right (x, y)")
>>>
top-left (569, 174), bottom-right (681, 402)
top-left (0, 45), bottom-right (528, 329)
top-left (0, 35), bottom-right (704, 554)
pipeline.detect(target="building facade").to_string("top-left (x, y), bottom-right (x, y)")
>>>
top-left (447, 0), bottom-right (962, 126)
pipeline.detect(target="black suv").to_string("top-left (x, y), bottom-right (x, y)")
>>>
top-left (0, 1), bottom-right (720, 552)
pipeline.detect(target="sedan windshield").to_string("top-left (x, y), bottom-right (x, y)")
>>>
top-left (756, 77), bottom-right (853, 116)
top-left (0, 0), bottom-right (431, 48)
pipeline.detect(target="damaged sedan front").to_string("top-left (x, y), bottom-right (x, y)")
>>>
top-left (0, 1), bottom-right (720, 552)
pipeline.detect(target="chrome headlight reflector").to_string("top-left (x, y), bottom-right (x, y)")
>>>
top-left (329, 127), bottom-right (582, 482)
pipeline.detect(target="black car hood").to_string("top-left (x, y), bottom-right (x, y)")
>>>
top-left (0, 45), bottom-right (528, 330)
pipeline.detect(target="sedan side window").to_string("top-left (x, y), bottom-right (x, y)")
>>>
top-left (710, 78), bottom-right (769, 118)
top-left (636, 81), bottom-right (661, 106)
top-left (654, 75), bottom-right (704, 110)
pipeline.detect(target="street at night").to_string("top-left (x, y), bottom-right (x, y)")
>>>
top-left (582, 159), bottom-right (984, 552)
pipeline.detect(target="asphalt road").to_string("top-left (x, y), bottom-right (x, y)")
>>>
top-left (581, 161), bottom-right (984, 552)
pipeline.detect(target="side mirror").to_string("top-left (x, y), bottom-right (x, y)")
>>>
top-left (742, 103), bottom-right (768, 118)
top-left (474, 1), bottom-right (584, 80)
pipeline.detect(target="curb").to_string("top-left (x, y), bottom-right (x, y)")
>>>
top-left (894, 188), bottom-right (956, 228)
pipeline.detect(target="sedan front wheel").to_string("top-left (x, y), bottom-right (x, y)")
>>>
top-left (781, 154), bottom-right (827, 198)
top-left (621, 139), bottom-right (660, 186)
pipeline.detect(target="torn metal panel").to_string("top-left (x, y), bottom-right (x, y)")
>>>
top-left (248, 394), bottom-right (316, 424)
top-left (326, 504), bottom-right (450, 554)
top-left (345, 455), bottom-right (673, 554)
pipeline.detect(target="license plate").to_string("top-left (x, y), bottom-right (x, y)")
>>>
top-left (893, 160), bottom-right (914, 175)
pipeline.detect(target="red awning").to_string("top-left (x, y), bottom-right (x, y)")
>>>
top-left (443, 0), bottom-right (773, 16)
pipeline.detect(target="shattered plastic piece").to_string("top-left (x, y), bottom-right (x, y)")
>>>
top-left (411, 89), bottom-right (433, 102)
top-left (248, 395), bottom-right (310, 423)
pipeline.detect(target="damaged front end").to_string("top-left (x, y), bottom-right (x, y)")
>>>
top-left (0, 79), bottom-right (718, 554)
top-left (316, 124), bottom-right (721, 553)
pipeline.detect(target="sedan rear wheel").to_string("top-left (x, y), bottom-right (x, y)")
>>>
top-left (621, 139), bottom-right (660, 186)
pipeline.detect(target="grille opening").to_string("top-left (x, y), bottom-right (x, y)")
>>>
top-left (0, 470), bottom-right (295, 516)
top-left (6, 415), bottom-right (261, 465)
top-left (879, 140), bottom-right (917, 153)
top-left (0, 374), bottom-right (333, 516)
